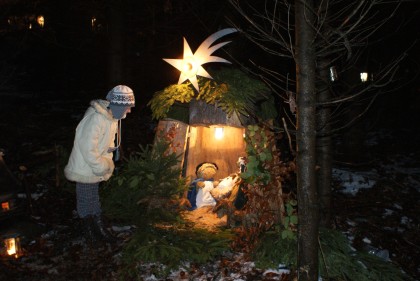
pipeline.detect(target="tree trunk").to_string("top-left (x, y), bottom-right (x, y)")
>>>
top-left (316, 59), bottom-right (333, 227)
top-left (106, 0), bottom-right (125, 87)
top-left (295, 0), bottom-right (319, 280)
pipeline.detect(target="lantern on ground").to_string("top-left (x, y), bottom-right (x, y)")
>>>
top-left (1, 201), bottom-right (10, 211)
top-left (1, 234), bottom-right (22, 259)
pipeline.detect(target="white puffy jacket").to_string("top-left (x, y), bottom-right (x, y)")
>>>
top-left (64, 100), bottom-right (118, 183)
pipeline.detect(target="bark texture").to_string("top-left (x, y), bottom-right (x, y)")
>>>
top-left (317, 60), bottom-right (333, 227)
top-left (295, 0), bottom-right (319, 280)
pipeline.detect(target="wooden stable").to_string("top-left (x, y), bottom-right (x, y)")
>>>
top-left (155, 100), bottom-right (247, 182)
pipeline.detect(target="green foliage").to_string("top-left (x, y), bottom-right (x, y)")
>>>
top-left (203, 68), bottom-right (270, 117)
top-left (148, 83), bottom-right (195, 120)
top-left (120, 225), bottom-right (233, 278)
top-left (253, 227), bottom-right (411, 281)
top-left (253, 225), bottom-right (298, 269)
top-left (102, 137), bottom-right (235, 279)
top-left (233, 124), bottom-right (288, 254)
top-left (241, 125), bottom-right (272, 185)
top-left (319, 228), bottom-right (410, 281)
top-left (101, 138), bottom-right (188, 224)
top-left (281, 198), bottom-right (298, 240)
top-left (148, 67), bottom-right (276, 121)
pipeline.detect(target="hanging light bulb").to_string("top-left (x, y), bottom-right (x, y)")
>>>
top-left (214, 127), bottom-right (224, 139)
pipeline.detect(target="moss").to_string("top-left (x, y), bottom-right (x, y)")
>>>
top-left (148, 67), bottom-right (277, 122)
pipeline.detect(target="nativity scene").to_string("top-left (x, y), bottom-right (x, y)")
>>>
top-left (148, 29), bottom-right (279, 230)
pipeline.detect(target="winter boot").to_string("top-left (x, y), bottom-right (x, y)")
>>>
top-left (80, 216), bottom-right (97, 245)
top-left (92, 215), bottom-right (117, 244)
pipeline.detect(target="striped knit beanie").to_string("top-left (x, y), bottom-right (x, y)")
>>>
top-left (106, 85), bottom-right (135, 107)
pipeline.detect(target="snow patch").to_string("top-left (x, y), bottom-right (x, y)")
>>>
top-left (333, 168), bottom-right (376, 195)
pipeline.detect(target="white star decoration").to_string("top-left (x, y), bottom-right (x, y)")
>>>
top-left (163, 28), bottom-right (237, 92)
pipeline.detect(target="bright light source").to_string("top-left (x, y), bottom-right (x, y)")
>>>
top-left (215, 127), bottom-right (224, 139)
top-left (163, 28), bottom-right (237, 92)
top-left (1, 201), bottom-right (9, 211)
top-left (329, 66), bottom-right (338, 81)
top-left (360, 72), bottom-right (368, 82)
top-left (37, 15), bottom-right (44, 27)
top-left (4, 237), bottom-right (21, 258)
top-left (91, 17), bottom-right (96, 30)
top-left (182, 57), bottom-right (198, 78)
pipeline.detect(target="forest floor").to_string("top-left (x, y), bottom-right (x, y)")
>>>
top-left (0, 91), bottom-right (419, 280)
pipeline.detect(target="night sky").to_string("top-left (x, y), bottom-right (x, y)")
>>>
top-left (0, 0), bottom-right (419, 109)
top-left (0, 1), bottom-right (418, 122)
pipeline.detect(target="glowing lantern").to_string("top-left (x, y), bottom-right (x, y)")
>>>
top-left (360, 72), bottom-right (368, 82)
top-left (37, 15), bottom-right (44, 27)
top-left (1, 201), bottom-right (10, 211)
top-left (214, 127), bottom-right (224, 139)
top-left (2, 236), bottom-right (21, 259)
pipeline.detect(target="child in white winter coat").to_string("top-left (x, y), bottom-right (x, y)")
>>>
top-left (64, 85), bottom-right (135, 243)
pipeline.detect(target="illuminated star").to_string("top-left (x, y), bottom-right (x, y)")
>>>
top-left (163, 28), bottom-right (237, 92)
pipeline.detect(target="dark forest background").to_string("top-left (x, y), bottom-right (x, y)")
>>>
top-left (1, 0), bottom-right (418, 108)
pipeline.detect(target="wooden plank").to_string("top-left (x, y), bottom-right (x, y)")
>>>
top-left (189, 100), bottom-right (243, 127)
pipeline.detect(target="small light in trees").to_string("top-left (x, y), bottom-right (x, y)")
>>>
top-left (360, 72), bottom-right (369, 82)
top-left (91, 17), bottom-right (96, 31)
top-left (37, 15), bottom-right (44, 27)
top-left (329, 66), bottom-right (338, 81)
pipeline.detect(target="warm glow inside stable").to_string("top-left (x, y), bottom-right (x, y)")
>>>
top-left (186, 125), bottom-right (246, 180)
top-left (214, 127), bottom-right (224, 139)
